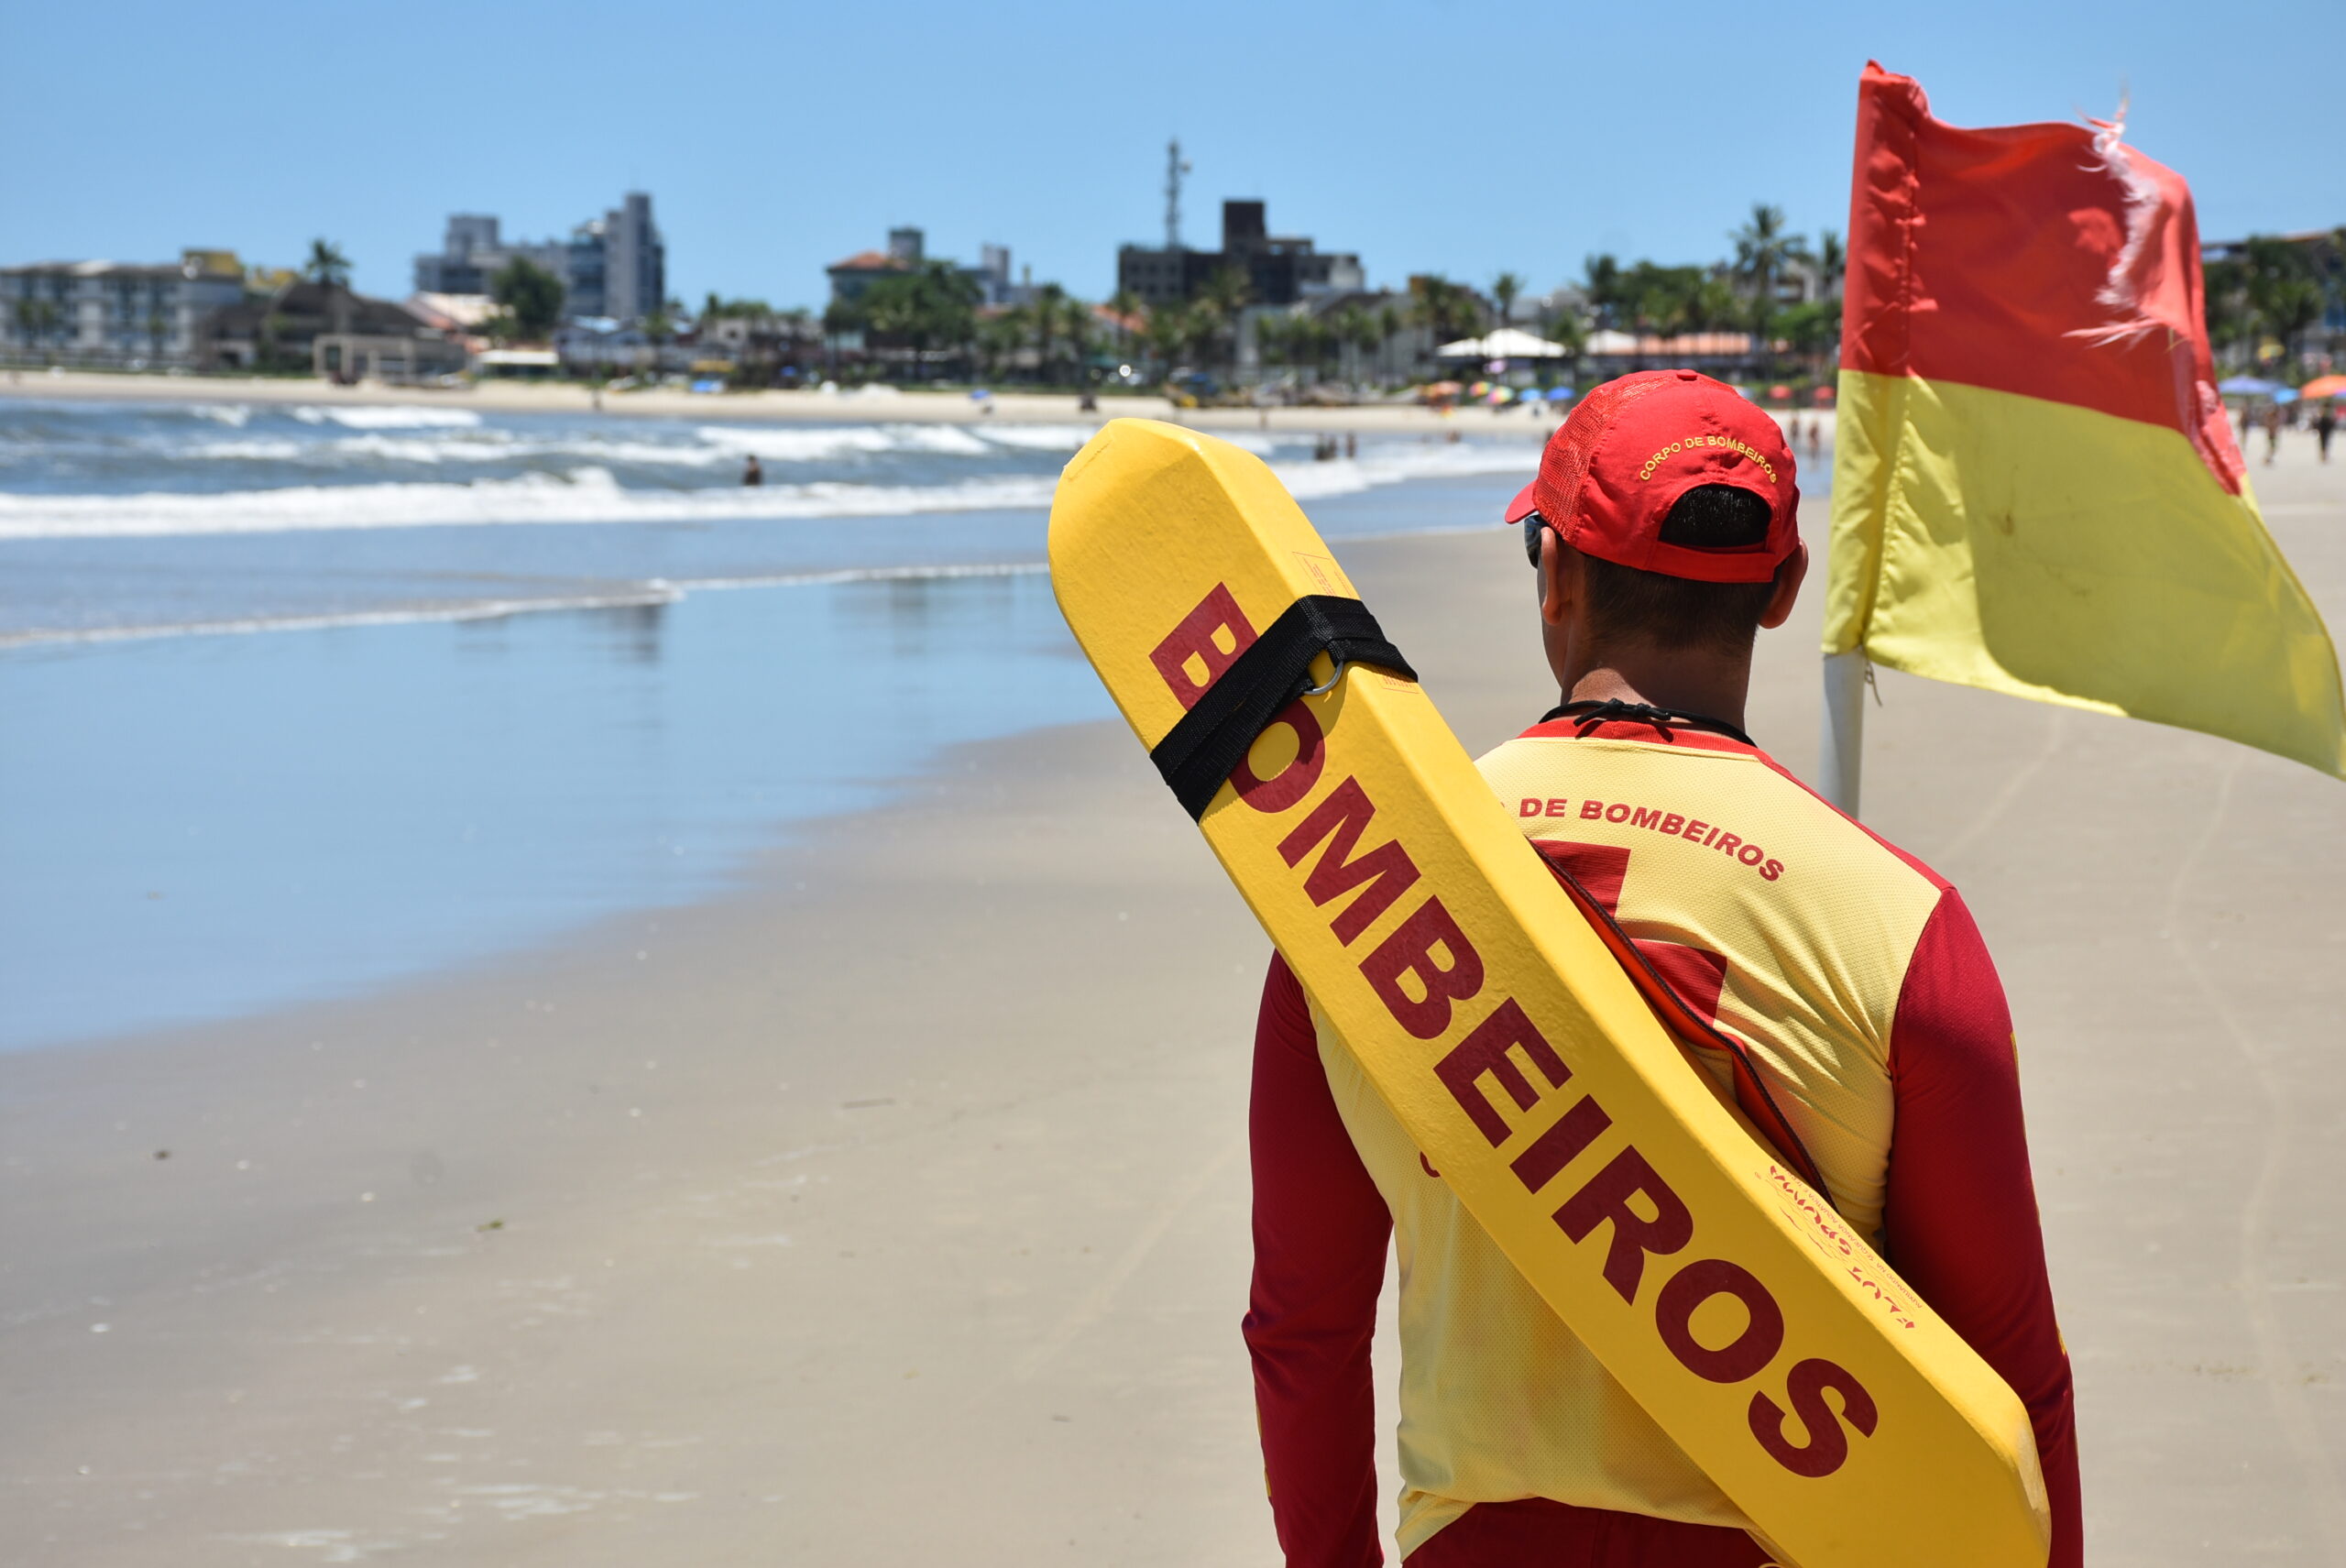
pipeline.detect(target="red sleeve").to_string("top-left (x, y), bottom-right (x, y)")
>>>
top-left (1243, 952), bottom-right (1393, 1568)
top-left (1884, 891), bottom-right (2081, 1568)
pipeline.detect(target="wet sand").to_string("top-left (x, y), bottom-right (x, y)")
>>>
top-left (5, 439), bottom-right (2344, 1564)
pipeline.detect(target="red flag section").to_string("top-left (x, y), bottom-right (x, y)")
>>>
top-left (1840, 65), bottom-right (2245, 491)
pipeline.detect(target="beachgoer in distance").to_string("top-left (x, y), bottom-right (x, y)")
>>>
top-left (2264, 401), bottom-right (2283, 466)
top-left (2318, 397), bottom-right (2336, 464)
top-left (742, 454), bottom-right (763, 487)
top-left (1244, 370), bottom-right (2079, 1568)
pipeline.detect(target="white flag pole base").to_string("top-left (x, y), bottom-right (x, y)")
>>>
top-left (1820, 650), bottom-right (1868, 818)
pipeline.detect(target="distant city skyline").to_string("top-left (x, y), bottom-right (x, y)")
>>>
top-left (4, 0), bottom-right (2339, 311)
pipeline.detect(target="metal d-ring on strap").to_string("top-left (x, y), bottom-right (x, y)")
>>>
top-left (1147, 594), bottom-right (1417, 821)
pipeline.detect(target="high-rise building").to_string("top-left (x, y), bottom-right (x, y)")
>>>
top-left (600, 192), bottom-right (665, 324)
top-left (411, 192), bottom-right (664, 325)
top-left (1116, 198), bottom-right (1362, 309)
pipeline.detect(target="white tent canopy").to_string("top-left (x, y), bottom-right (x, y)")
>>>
top-left (1434, 327), bottom-right (1572, 359)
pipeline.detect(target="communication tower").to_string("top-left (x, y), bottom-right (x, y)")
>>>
top-left (1164, 138), bottom-right (1192, 252)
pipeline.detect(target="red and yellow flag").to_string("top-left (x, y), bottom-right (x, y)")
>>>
top-left (1826, 63), bottom-right (2346, 778)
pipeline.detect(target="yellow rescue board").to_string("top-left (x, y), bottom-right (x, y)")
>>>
top-left (1048, 419), bottom-right (2048, 1568)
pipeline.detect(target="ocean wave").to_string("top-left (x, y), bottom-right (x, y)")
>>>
top-left (0, 437), bottom-right (1536, 540)
top-left (291, 404), bottom-right (484, 430)
top-left (690, 422), bottom-right (997, 460)
top-left (170, 422), bottom-right (1063, 468)
top-left (1276, 440), bottom-right (1540, 499)
top-left (959, 423), bottom-right (1102, 453)
top-left (0, 466), bottom-right (1063, 539)
top-left (181, 430), bottom-right (739, 468)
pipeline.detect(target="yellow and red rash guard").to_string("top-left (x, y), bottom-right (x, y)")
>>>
top-left (1243, 716), bottom-right (2080, 1568)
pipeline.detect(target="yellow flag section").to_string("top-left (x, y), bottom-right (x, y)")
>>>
top-left (1829, 373), bottom-right (2346, 776)
top-left (1048, 418), bottom-right (2049, 1568)
top-left (1828, 63), bottom-right (2346, 778)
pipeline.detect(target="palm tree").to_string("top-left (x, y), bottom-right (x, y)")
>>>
top-left (1543, 305), bottom-right (1588, 359)
top-left (303, 239), bottom-right (352, 289)
top-left (1197, 268), bottom-right (1252, 374)
top-left (1408, 275), bottom-right (1482, 348)
top-left (1732, 204), bottom-right (1807, 362)
top-left (1143, 301), bottom-right (1190, 373)
top-left (1376, 302), bottom-right (1403, 382)
top-left (1299, 316), bottom-right (1338, 383)
top-left (304, 238), bottom-right (356, 357)
top-left (1255, 314), bottom-right (1290, 378)
top-left (1815, 229), bottom-right (1846, 297)
top-left (976, 310), bottom-right (1027, 381)
top-left (1102, 288), bottom-right (1145, 366)
top-left (1059, 293), bottom-right (1098, 387)
top-left (1331, 303), bottom-right (1377, 386)
top-left (1029, 283), bottom-right (1068, 382)
top-left (1491, 270), bottom-right (1525, 329)
top-left (1582, 254), bottom-right (1623, 328)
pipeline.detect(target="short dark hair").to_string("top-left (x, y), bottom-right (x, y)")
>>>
top-left (1527, 484), bottom-right (1786, 656)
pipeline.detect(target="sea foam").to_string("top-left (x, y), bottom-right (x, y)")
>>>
top-left (0, 428), bottom-right (1535, 540)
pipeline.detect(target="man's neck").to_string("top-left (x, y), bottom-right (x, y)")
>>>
top-left (1556, 652), bottom-right (1752, 733)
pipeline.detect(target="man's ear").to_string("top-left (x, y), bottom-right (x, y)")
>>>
top-left (1540, 529), bottom-right (1577, 626)
top-left (1759, 542), bottom-right (1808, 630)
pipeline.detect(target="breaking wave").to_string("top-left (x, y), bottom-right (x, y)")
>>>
top-left (0, 438), bottom-right (1534, 540)
top-left (0, 467), bottom-right (1060, 539)
top-left (290, 404), bottom-right (484, 430)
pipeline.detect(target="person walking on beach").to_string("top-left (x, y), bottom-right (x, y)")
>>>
top-left (2318, 397), bottom-right (2336, 464)
top-left (1244, 370), bottom-right (2079, 1568)
top-left (2263, 401), bottom-right (2283, 466)
top-left (742, 453), bottom-right (763, 487)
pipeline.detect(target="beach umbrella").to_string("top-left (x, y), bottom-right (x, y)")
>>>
top-left (1545, 387), bottom-right (1576, 401)
top-left (1487, 387), bottom-right (1513, 405)
top-left (2297, 374), bottom-right (2346, 400)
top-left (2218, 375), bottom-right (2283, 396)
top-left (1482, 326), bottom-right (1573, 358)
top-left (2272, 388), bottom-right (2300, 405)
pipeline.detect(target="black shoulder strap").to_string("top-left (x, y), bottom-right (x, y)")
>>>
top-left (1148, 594), bottom-right (1416, 820)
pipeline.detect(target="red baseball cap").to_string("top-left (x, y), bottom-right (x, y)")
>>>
top-left (1506, 369), bottom-right (1799, 584)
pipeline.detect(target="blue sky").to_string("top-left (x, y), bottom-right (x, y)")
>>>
top-left (5, 0), bottom-right (2338, 309)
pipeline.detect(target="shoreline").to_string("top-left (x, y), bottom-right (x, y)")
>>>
top-left (0, 367), bottom-right (1831, 437)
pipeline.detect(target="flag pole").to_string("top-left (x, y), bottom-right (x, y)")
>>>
top-left (1820, 650), bottom-right (1867, 817)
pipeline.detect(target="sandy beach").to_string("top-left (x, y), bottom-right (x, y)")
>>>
top-left (5, 441), bottom-right (2345, 1566)
top-left (0, 367), bottom-right (1621, 435)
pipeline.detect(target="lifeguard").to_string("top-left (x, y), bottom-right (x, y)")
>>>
top-left (1240, 372), bottom-right (2080, 1566)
